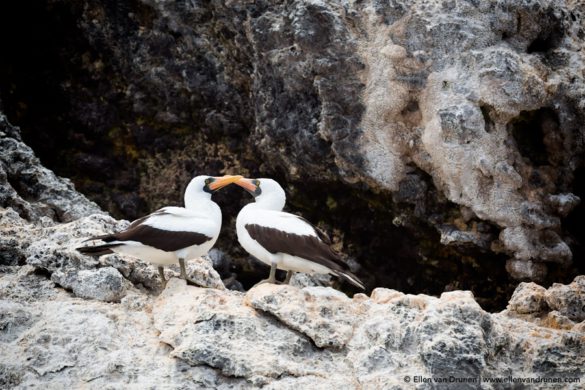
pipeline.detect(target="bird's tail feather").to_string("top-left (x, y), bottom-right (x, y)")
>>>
top-left (334, 270), bottom-right (365, 290)
top-left (81, 233), bottom-right (114, 243)
top-left (76, 243), bottom-right (119, 257)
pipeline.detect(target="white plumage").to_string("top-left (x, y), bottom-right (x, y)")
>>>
top-left (78, 174), bottom-right (241, 286)
top-left (107, 206), bottom-right (220, 265)
top-left (235, 178), bottom-right (364, 289)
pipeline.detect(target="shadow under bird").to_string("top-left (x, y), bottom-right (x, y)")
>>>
top-left (77, 174), bottom-right (242, 287)
top-left (234, 177), bottom-right (365, 290)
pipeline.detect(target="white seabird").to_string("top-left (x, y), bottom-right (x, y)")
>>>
top-left (77, 174), bottom-right (242, 287)
top-left (234, 177), bottom-right (364, 289)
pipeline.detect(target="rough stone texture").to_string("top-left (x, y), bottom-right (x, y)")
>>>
top-left (183, 257), bottom-right (227, 290)
top-left (544, 276), bottom-right (585, 321)
top-left (507, 282), bottom-right (549, 314)
top-left (51, 267), bottom-right (127, 302)
top-left (154, 280), bottom-right (352, 387)
top-left (1, 0), bottom-right (584, 302)
top-left (1, 258), bottom-right (584, 388)
top-left (153, 279), bottom-right (585, 388)
top-left (0, 114), bottom-right (103, 223)
top-left (0, 205), bottom-right (225, 300)
top-left (0, 266), bottom-right (242, 389)
top-left (506, 275), bottom-right (585, 329)
top-left (245, 284), bottom-right (356, 348)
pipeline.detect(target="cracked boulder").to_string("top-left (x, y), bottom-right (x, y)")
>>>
top-left (245, 284), bottom-right (358, 349)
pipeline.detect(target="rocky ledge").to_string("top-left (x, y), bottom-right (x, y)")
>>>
top-left (2, 0), bottom-right (585, 294)
top-left (1, 263), bottom-right (584, 389)
top-left (1, 111), bottom-right (584, 389)
top-left (1, 202), bottom-right (584, 388)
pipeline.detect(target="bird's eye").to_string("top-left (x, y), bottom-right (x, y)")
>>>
top-left (254, 180), bottom-right (261, 186)
top-left (205, 178), bottom-right (212, 185)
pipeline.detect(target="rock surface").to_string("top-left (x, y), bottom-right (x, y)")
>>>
top-left (1, 0), bottom-right (585, 303)
top-left (1, 2), bottom-right (585, 386)
top-left (0, 148), bottom-right (583, 387)
top-left (2, 269), bottom-right (584, 389)
top-left (0, 114), bottom-right (103, 223)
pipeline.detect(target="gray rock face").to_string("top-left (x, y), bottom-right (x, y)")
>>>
top-left (507, 282), bottom-right (549, 314)
top-left (3, 270), bottom-right (583, 389)
top-left (245, 284), bottom-right (356, 349)
top-left (0, 115), bottom-right (103, 223)
top-left (0, 267), bottom-right (238, 389)
top-left (51, 267), bottom-right (127, 302)
top-left (544, 276), bottom-right (585, 322)
top-left (7, 0), bottom-right (583, 286)
top-left (507, 275), bottom-right (585, 327)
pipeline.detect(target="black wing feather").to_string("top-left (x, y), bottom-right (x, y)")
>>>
top-left (294, 216), bottom-right (332, 245)
top-left (245, 223), bottom-right (364, 289)
top-left (83, 210), bottom-right (212, 252)
top-left (245, 223), bottom-right (347, 272)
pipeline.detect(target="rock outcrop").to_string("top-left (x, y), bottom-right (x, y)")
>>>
top-left (2, 266), bottom-right (584, 388)
top-left (0, 114), bottom-right (103, 224)
top-left (1, 0), bottom-right (584, 295)
top-left (1, 122), bottom-right (584, 388)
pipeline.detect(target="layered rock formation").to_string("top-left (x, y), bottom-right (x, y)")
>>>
top-left (1, 0), bottom-right (583, 302)
top-left (1, 130), bottom-right (584, 388)
top-left (2, 263), bottom-right (584, 388)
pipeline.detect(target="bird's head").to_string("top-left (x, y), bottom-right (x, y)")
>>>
top-left (235, 177), bottom-right (286, 210)
top-left (184, 174), bottom-right (242, 209)
top-left (187, 174), bottom-right (243, 196)
top-left (203, 175), bottom-right (243, 193)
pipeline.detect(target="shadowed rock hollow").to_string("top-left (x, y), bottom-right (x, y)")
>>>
top-left (0, 101), bottom-right (584, 387)
top-left (1, 0), bottom-right (585, 309)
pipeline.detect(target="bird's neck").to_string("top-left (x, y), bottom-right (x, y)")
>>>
top-left (184, 191), bottom-right (214, 210)
top-left (246, 193), bottom-right (285, 211)
top-left (185, 195), bottom-right (222, 227)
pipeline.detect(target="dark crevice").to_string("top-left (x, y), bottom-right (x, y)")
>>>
top-left (508, 108), bottom-right (559, 167)
top-left (5, 174), bottom-right (29, 201)
top-left (562, 166), bottom-right (585, 279)
top-left (480, 104), bottom-right (495, 134)
top-left (527, 29), bottom-right (563, 54)
top-left (527, 37), bottom-right (555, 54)
top-left (526, 11), bottom-right (563, 54)
top-left (32, 267), bottom-right (53, 280)
top-left (0, 248), bottom-right (26, 267)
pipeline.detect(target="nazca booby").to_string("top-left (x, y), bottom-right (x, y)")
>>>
top-left (77, 174), bottom-right (242, 287)
top-left (235, 177), bottom-right (364, 289)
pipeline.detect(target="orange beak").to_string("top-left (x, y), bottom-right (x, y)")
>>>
top-left (235, 177), bottom-right (259, 194)
top-left (208, 175), bottom-right (243, 191)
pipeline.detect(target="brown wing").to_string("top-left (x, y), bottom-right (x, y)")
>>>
top-left (294, 216), bottom-right (332, 245)
top-left (111, 224), bottom-right (212, 252)
top-left (245, 223), bottom-right (350, 273)
top-left (87, 210), bottom-right (167, 242)
top-left (90, 210), bottom-right (212, 252)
